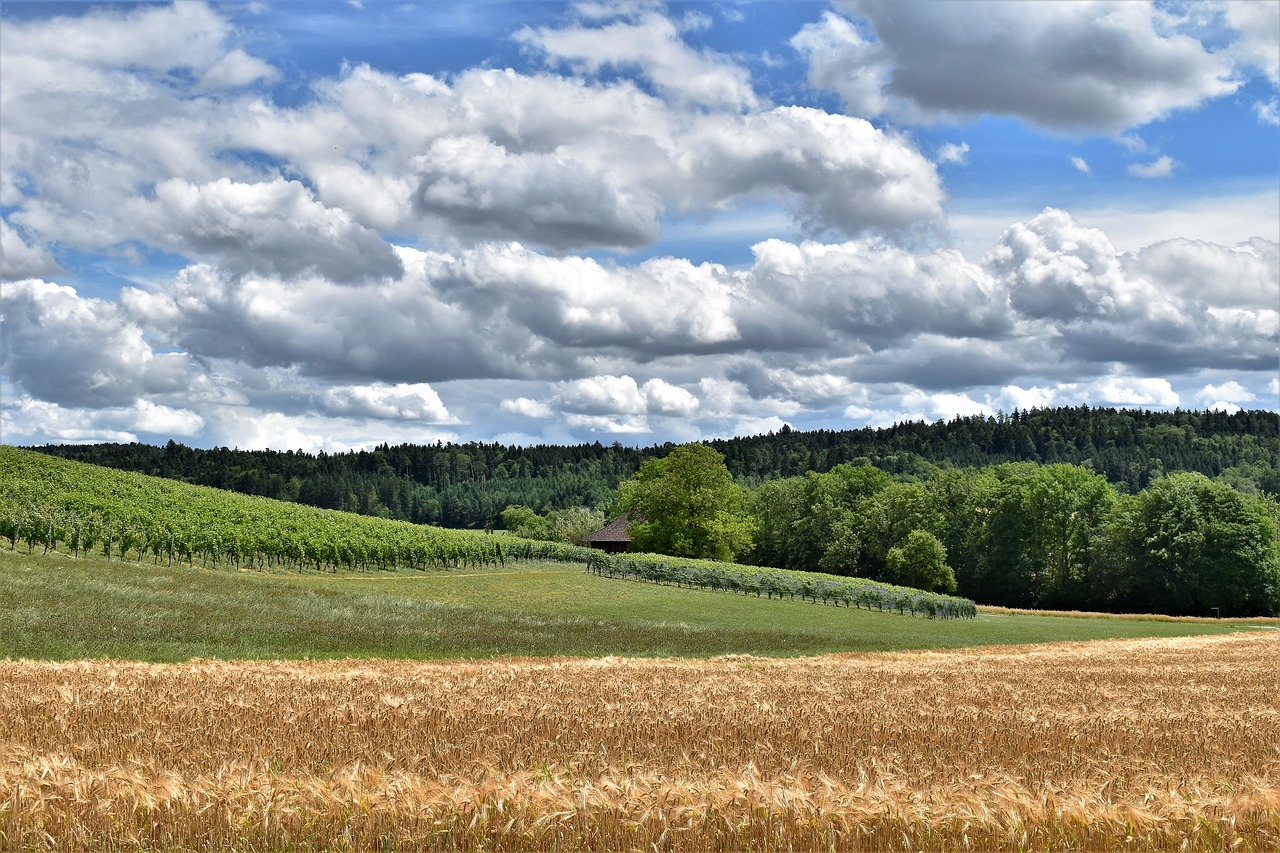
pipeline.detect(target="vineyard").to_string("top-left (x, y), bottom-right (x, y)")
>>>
top-left (590, 553), bottom-right (977, 618)
top-left (0, 446), bottom-right (583, 572)
top-left (1, 446), bottom-right (975, 618)
top-left (1, 633), bottom-right (1276, 851)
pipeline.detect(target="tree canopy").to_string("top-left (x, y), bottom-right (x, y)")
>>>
top-left (616, 443), bottom-right (754, 562)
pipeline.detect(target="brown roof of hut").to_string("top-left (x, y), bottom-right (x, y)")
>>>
top-left (584, 513), bottom-right (638, 552)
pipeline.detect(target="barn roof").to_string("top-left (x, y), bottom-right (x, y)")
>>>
top-left (584, 513), bottom-right (637, 543)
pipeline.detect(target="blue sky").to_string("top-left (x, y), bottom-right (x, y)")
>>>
top-left (1, 0), bottom-right (1277, 451)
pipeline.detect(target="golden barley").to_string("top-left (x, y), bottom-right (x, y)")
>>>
top-left (0, 633), bottom-right (1276, 850)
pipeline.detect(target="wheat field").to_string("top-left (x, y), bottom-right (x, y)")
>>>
top-left (1, 633), bottom-right (1277, 851)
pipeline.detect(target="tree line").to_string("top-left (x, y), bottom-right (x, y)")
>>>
top-left (32, 407), bottom-right (1280, 529)
top-left (743, 460), bottom-right (1278, 617)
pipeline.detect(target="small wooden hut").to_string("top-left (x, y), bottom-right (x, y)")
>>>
top-left (583, 513), bottom-right (637, 553)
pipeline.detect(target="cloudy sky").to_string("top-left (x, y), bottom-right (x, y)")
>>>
top-left (1, 0), bottom-right (1277, 452)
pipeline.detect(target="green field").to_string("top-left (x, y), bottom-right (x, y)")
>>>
top-left (1, 547), bottom-right (1265, 663)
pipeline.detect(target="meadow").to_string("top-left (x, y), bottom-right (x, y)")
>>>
top-left (2, 633), bottom-right (1277, 851)
top-left (0, 548), bottom-right (1263, 662)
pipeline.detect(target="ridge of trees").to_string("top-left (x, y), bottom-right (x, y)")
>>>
top-left (28, 407), bottom-right (1278, 529)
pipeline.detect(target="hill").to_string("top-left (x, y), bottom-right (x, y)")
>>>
top-left (31, 406), bottom-right (1280, 528)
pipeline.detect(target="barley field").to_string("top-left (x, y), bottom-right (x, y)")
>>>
top-left (2, 633), bottom-right (1277, 852)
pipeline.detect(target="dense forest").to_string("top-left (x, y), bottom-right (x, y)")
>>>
top-left (32, 407), bottom-right (1279, 528)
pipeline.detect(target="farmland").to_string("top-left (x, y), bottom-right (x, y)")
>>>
top-left (2, 633), bottom-right (1277, 851)
top-left (3, 447), bottom-right (1278, 850)
top-left (0, 549), bottom-right (1263, 662)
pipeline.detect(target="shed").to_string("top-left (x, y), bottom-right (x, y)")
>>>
top-left (583, 513), bottom-right (638, 553)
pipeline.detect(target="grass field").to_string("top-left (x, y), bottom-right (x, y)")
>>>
top-left (1, 548), bottom-right (1269, 662)
top-left (2, 633), bottom-right (1276, 851)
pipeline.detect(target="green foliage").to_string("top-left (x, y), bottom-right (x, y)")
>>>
top-left (0, 447), bottom-right (592, 573)
top-left (586, 550), bottom-right (976, 618)
top-left (500, 504), bottom-right (605, 546)
top-left (500, 505), bottom-right (556, 540)
top-left (963, 464), bottom-right (1116, 609)
top-left (1100, 473), bottom-right (1280, 617)
top-left (745, 459), bottom-right (1279, 616)
top-left (885, 530), bottom-right (956, 594)
top-left (550, 505), bottom-right (606, 546)
top-left (33, 406), bottom-right (1279, 529)
top-left (617, 444), bottom-right (754, 561)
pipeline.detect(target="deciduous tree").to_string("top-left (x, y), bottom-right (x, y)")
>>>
top-left (617, 444), bottom-right (754, 561)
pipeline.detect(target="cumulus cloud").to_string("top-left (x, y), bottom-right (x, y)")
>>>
top-left (554, 375), bottom-right (648, 416)
top-left (796, 1), bottom-right (1237, 132)
top-left (0, 2), bottom-right (1274, 449)
top-left (95, 207), bottom-right (1276, 446)
top-left (0, 2), bottom-right (278, 259)
top-left (1128, 156), bottom-right (1177, 178)
top-left (0, 220), bottom-right (59, 280)
top-left (0, 279), bottom-right (193, 408)
top-left (501, 397), bottom-right (555, 419)
top-left (1091, 376), bottom-right (1179, 407)
top-left (1196, 380), bottom-right (1256, 406)
top-left (1070, 156), bottom-right (1091, 175)
top-left (1224, 0), bottom-right (1280, 87)
top-left (937, 142), bottom-right (969, 165)
top-left (320, 382), bottom-right (453, 422)
top-left (516, 4), bottom-right (759, 111)
top-left (135, 178), bottom-right (403, 283)
top-left (985, 209), bottom-right (1278, 373)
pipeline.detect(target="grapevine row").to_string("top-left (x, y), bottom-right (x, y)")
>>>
top-left (585, 552), bottom-right (977, 618)
top-left (0, 447), bottom-right (589, 572)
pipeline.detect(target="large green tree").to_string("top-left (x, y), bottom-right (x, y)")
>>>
top-left (616, 443), bottom-right (754, 561)
top-left (1100, 473), bottom-right (1280, 617)
top-left (884, 529), bottom-right (957, 594)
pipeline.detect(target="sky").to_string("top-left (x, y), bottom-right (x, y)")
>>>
top-left (1, 0), bottom-right (1277, 452)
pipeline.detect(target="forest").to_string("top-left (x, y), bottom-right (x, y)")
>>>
top-left (32, 407), bottom-right (1280, 529)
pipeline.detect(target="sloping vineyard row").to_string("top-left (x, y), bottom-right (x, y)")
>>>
top-left (588, 553), bottom-right (976, 618)
top-left (0, 447), bottom-right (585, 572)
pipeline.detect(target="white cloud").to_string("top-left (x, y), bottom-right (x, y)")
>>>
top-left (1195, 380), bottom-right (1256, 406)
top-left (1091, 376), bottom-right (1179, 407)
top-left (801, 1), bottom-right (1237, 132)
top-left (1128, 156), bottom-right (1177, 178)
top-left (1224, 0), bottom-right (1280, 87)
top-left (993, 384), bottom-right (1059, 412)
top-left (555, 375), bottom-right (648, 416)
top-left (641, 378), bottom-right (700, 417)
top-left (320, 382), bottom-right (453, 422)
top-left (0, 2), bottom-right (1274, 450)
top-left (791, 11), bottom-right (891, 118)
top-left (0, 220), bottom-right (59, 280)
top-left (501, 397), bottom-right (555, 419)
top-left (133, 178), bottom-right (403, 283)
top-left (937, 142), bottom-right (969, 165)
top-left (131, 400), bottom-right (205, 436)
top-left (1256, 98), bottom-right (1280, 126)
top-left (0, 396), bottom-right (139, 445)
top-left (0, 278), bottom-right (193, 408)
top-left (517, 5), bottom-right (758, 112)
top-left (2, 5), bottom-right (946, 267)
top-left (1070, 156), bottom-right (1091, 175)
top-left (901, 389), bottom-right (991, 421)
top-left (733, 415), bottom-right (791, 436)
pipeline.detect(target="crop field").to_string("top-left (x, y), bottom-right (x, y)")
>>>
top-left (2, 632), bottom-right (1277, 852)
